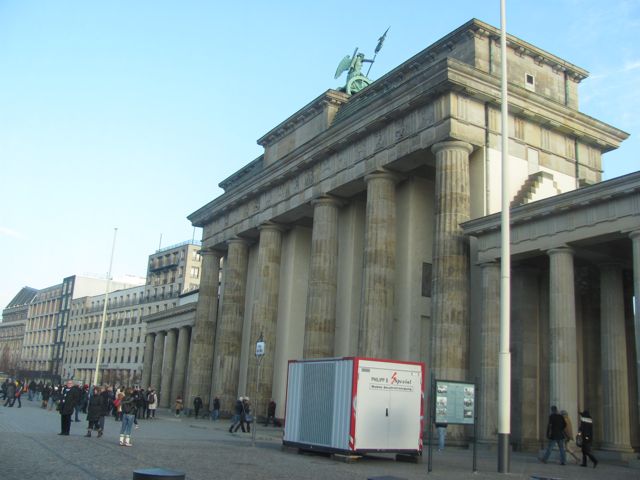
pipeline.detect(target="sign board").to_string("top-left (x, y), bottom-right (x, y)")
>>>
top-left (434, 380), bottom-right (475, 425)
top-left (255, 340), bottom-right (265, 357)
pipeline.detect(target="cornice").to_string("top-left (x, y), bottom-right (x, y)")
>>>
top-left (256, 89), bottom-right (350, 148)
top-left (188, 58), bottom-right (628, 229)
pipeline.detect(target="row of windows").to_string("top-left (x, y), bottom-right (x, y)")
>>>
top-left (64, 346), bottom-right (142, 366)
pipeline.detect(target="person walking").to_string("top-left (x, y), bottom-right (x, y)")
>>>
top-left (435, 421), bottom-right (448, 451)
top-left (85, 386), bottom-right (106, 438)
top-left (97, 385), bottom-right (110, 437)
top-left (578, 410), bottom-right (598, 468)
top-left (540, 405), bottom-right (567, 465)
top-left (3, 380), bottom-right (16, 407)
top-left (174, 395), bottom-right (184, 417)
top-left (146, 388), bottom-right (157, 419)
top-left (561, 409), bottom-right (580, 464)
top-left (211, 396), bottom-right (220, 422)
top-left (118, 387), bottom-right (137, 447)
top-left (242, 397), bottom-right (253, 433)
top-left (264, 399), bottom-right (276, 426)
top-left (41, 384), bottom-right (51, 409)
top-left (229, 397), bottom-right (245, 433)
top-left (58, 380), bottom-right (81, 436)
top-left (13, 380), bottom-right (23, 408)
top-left (193, 395), bottom-right (203, 419)
top-left (28, 380), bottom-right (36, 401)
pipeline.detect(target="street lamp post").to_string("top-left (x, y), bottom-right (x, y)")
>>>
top-left (252, 333), bottom-right (266, 447)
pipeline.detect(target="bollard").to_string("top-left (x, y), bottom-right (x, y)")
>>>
top-left (132, 468), bottom-right (185, 480)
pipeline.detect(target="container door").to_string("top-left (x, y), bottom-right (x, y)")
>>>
top-left (354, 364), bottom-right (391, 450)
top-left (387, 367), bottom-right (422, 450)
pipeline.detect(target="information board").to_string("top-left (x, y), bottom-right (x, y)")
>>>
top-left (434, 380), bottom-right (475, 425)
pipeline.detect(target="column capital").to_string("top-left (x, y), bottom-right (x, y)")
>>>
top-left (629, 230), bottom-right (640, 241)
top-left (226, 237), bottom-right (250, 248)
top-left (311, 195), bottom-right (344, 209)
top-left (199, 246), bottom-right (223, 258)
top-left (479, 260), bottom-right (500, 269)
top-left (547, 245), bottom-right (573, 256)
top-left (431, 140), bottom-right (473, 155)
top-left (364, 169), bottom-right (400, 185)
top-left (258, 222), bottom-right (286, 233)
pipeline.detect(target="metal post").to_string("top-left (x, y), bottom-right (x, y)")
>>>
top-left (427, 372), bottom-right (434, 473)
top-left (252, 334), bottom-right (265, 447)
top-left (498, 0), bottom-right (512, 473)
top-left (92, 228), bottom-right (117, 390)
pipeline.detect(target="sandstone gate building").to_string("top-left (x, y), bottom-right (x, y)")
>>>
top-left (178, 19), bottom-right (638, 454)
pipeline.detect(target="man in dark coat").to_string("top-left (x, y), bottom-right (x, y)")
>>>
top-left (193, 396), bottom-right (203, 419)
top-left (3, 380), bottom-right (16, 407)
top-left (58, 380), bottom-right (81, 435)
top-left (540, 405), bottom-right (567, 465)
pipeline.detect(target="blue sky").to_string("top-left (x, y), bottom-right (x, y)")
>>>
top-left (1, 0), bottom-right (638, 315)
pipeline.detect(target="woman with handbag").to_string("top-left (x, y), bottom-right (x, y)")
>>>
top-left (578, 410), bottom-right (598, 468)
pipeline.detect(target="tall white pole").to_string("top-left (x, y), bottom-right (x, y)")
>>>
top-left (92, 228), bottom-right (118, 388)
top-left (498, 0), bottom-right (512, 473)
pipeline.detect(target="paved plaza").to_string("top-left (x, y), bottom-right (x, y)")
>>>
top-left (0, 399), bottom-right (637, 479)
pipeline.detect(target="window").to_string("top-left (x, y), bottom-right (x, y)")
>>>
top-left (525, 73), bottom-right (535, 92)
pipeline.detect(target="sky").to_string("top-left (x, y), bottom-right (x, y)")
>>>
top-left (1, 0), bottom-right (639, 316)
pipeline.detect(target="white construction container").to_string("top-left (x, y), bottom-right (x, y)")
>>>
top-left (283, 357), bottom-right (424, 455)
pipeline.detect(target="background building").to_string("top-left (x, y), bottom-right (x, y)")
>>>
top-left (0, 287), bottom-right (37, 374)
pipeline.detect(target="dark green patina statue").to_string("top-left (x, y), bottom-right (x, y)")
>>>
top-left (334, 27), bottom-right (389, 95)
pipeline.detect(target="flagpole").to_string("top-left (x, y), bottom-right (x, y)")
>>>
top-left (92, 228), bottom-right (118, 389)
top-left (498, 0), bottom-right (512, 473)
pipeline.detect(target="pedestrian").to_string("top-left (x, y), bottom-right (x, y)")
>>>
top-left (229, 397), bottom-right (245, 433)
top-left (49, 386), bottom-right (61, 411)
top-left (28, 380), bottom-right (36, 401)
top-left (3, 380), bottom-right (16, 407)
top-left (58, 380), bottom-right (81, 436)
top-left (242, 397), bottom-right (253, 433)
top-left (265, 399), bottom-right (276, 426)
top-left (561, 409), bottom-right (580, 464)
top-left (114, 391), bottom-right (124, 421)
top-left (146, 388), bottom-right (157, 419)
top-left (85, 386), bottom-right (106, 438)
top-left (539, 405), bottom-right (567, 465)
top-left (41, 384), bottom-right (51, 409)
top-left (118, 387), bottom-right (137, 447)
top-left (175, 395), bottom-right (183, 417)
top-left (211, 396), bottom-right (220, 422)
top-left (193, 395), bottom-right (203, 419)
top-left (36, 381), bottom-right (44, 401)
top-left (578, 410), bottom-right (598, 468)
top-left (139, 388), bottom-right (148, 420)
top-left (98, 385), bottom-right (110, 436)
top-left (1, 378), bottom-right (9, 400)
top-left (13, 380), bottom-right (23, 408)
top-left (435, 421), bottom-right (448, 451)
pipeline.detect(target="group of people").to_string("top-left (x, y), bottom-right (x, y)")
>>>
top-left (540, 405), bottom-right (598, 468)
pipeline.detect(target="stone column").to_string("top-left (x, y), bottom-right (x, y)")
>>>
top-left (599, 263), bottom-right (633, 451)
top-left (141, 332), bottom-right (154, 388)
top-left (478, 261), bottom-right (500, 445)
top-left (304, 196), bottom-right (341, 358)
top-left (149, 331), bottom-right (165, 394)
top-left (430, 141), bottom-right (472, 381)
top-left (547, 247), bottom-right (578, 425)
top-left (186, 248), bottom-right (222, 410)
top-left (213, 238), bottom-right (249, 415)
top-left (247, 224), bottom-right (284, 418)
top-left (159, 329), bottom-right (177, 408)
top-left (171, 326), bottom-right (190, 403)
top-left (358, 171), bottom-right (397, 358)
top-left (631, 231), bottom-right (640, 424)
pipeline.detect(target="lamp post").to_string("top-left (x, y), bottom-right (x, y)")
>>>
top-left (252, 333), bottom-right (265, 447)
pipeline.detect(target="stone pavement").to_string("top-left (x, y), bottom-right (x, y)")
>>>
top-left (0, 399), bottom-right (637, 479)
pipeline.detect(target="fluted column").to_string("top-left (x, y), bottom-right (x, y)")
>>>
top-left (631, 231), bottom-right (640, 423)
top-left (213, 238), bottom-right (249, 415)
top-left (247, 224), bottom-right (283, 418)
top-left (159, 329), bottom-right (177, 408)
top-left (149, 331), bottom-right (165, 395)
top-left (141, 333), bottom-right (154, 388)
top-left (547, 247), bottom-right (578, 425)
top-left (186, 248), bottom-right (222, 410)
top-left (171, 326), bottom-right (190, 404)
top-left (430, 141), bottom-right (472, 381)
top-left (478, 261), bottom-right (500, 444)
top-left (304, 196), bottom-right (341, 358)
top-left (358, 171), bottom-right (397, 358)
top-left (600, 263), bottom-right (633, 451)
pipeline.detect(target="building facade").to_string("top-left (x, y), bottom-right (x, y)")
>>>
top-left (0, 287), bottom-right (37, 374)
top-left (183, 19), bottom-right (637, 456)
